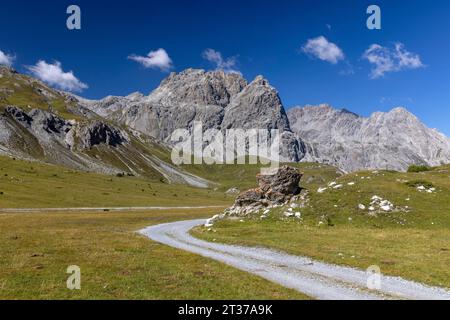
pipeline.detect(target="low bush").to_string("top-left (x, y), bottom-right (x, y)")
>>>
top-left (405, 180), bottom-right (434, 188)
top-left (407, 165), bottom-right (431, 173)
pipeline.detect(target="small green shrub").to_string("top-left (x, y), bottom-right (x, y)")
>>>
top-left (405, 180), bottom-right (434, 188)
top-left (407, 165), bottom-right (431, 173)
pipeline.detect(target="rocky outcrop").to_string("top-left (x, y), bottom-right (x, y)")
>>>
top-left (76, 121), bottom-right (128, 149)
top-left (288, 104), bottom-right (450, 172)
top-left (257, 166), bottom-right (302, 195)
top-left (0, 104), bottom-right (210, 186)
top-left (226, 166), bottom-right (302, 216)
top-left (77, 69), bottom-right (305, 162)
top-left (3, 106), bottom-right (127, 149)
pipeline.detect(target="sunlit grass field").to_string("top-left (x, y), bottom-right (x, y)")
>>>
top-left (0, 207), bottom-right (308, 299)
top-left (193, 165), bottom-right (450, 288)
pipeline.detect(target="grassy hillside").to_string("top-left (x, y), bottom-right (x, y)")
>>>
top-left (194, 165), bottom-right (450, 288)
top-left (0, 67), bottom-right (80, 120)
top-left (0, 156), bottom-right (232, 208)
top-left (0, 154), bottom-right (343, 208)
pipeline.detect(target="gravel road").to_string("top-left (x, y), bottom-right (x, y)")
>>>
top-left (139, 219), bottom-right (450, 300)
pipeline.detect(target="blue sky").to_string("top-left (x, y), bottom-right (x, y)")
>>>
top-left (1, 0), bottom-right (450, 135)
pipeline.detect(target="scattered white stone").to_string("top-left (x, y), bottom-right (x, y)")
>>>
top-left (334, 205), bottom-right (338, 208)
top-left (416, 185), bottom-right (436, 193)
top-left (358, 204), bottom-right (366, 210)
top-left (317, 187), bottom-right (328, 193)
top-left (290, 203), bottom-right (299, 208)
top-left (263, 209), bottom-right (270, 215)
top-left (288, 208), bottom-right (293, 212)
top-left (204, 219), bottom-right (214, 228)
top-left (371, 195), bottom-right (382, 201)
top-left (380, 200), bottom-right (392, 207)
top-left (333, 184), bottom-right (343, 189)
top-left (295, 212), bottom-right (301, 218)
top-left (347, 182), bottom-right (355, 186)
top-left (318, 221), bottom-right (324, 226)
top-left (368, 206), bottom-right (375, 211)
top-left (380, 205), bottom-right (392, 212)
top-left (284, 212), bottom-right (295, 217)
top-left (348, 217), bottom-right (353, 221)
top-left (328, 182), bottom-right (337, 187)
top-left (406, 198), bottom-right (410, 201)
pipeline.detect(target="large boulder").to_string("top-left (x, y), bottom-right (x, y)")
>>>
top-left (257, 165), bottom-right (302, 195)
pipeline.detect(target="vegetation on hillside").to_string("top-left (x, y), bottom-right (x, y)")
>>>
top-left (0, 156), bottom-right (232, 208)
top-left (194, 164), bottom-right (450, 288)
top-left (407, 165), bottom-right (431, 173)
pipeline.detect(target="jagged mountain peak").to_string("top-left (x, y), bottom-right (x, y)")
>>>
top-left (288, 104), bottom-right (450, 172)
top-left (289, 104), bottom-right (358, 116)
top-left (71, 67), bottom-right (302, 161)
top-left (250, 75), bottom-right (270, 86)
top-left (4, 67), bottom-right (448, 174)
top-left (147, 68), bottom-right (248, 108)
top-left (384, 106), bottom-right (418, 120)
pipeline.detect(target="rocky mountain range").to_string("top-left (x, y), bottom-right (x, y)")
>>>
top-left (0, 66), bottom-right (209, 187)
top-left (75, 69), bottom-right (303, 162)
top-left (288, 104), bottom-right (450, 172)
top-left (1, 65), bottom-right (449, 180)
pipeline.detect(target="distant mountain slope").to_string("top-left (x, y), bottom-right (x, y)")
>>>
top-left (288, 104), bottom-right (450, 172)
top-left (0, 66), bottom-right (210, 187)
top-left (2, 65), bottom-right (449, 175)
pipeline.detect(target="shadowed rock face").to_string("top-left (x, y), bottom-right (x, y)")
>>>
top-left (235, 188), bottom-right (265, 207)
top-left (3, 106), bottom-right (127, 149)
top-left (4, 106), bottom-right (33, 125)
top-left (288, 104), bottom-right (450, 172)
top-left (77, 121), bottom-right (127, 149)
top-left (230, 166), bottom-right (302, 215)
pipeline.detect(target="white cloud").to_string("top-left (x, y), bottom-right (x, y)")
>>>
top-left (363, 43), bottom-right (424, 79)
top-left (27, 60), bottom-right (88, 92)
top-left (202, 48), bottom-right (240, 74)
top-left (128, 48), bottom-right (173, 72)
top-left (0, 50), bottom-right (14, 66)
top-left (302, 36), bottom-right (345, 64)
